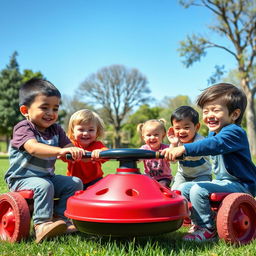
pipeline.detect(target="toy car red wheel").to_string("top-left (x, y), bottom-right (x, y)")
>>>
top-left (216, 193), bottom-right (256, 245)
top-left (0, 192), bottom-right (31, 242)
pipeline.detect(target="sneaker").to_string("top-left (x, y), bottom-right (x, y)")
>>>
top-left (183, 227), bottom-right (217, 242)
top-left (35, 220), bottom-right (67, 243)
top-left (188, 224), bottom-right (199, 233)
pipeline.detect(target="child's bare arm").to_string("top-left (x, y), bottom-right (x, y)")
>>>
top-left (23, 139), bottom-right (84, 160)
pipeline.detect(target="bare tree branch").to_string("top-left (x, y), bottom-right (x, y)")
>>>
top-left (77, 65), bottom-right (151, 147)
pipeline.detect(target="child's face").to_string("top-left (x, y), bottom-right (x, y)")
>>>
top-left (22, 94), bottom-right (60, 132)
top-left (202, 98), bottom-right (239, 133)
top-left (172, 117), bottom-right (199, 144)
top-left (73, 121), bottom-right (97, 148)
top-left (142, 123), bottom-right (165, 150)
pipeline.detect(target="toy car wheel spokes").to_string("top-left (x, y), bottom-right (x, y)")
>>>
top-left (216, 193), bottom-right (256, 245)
top-left (0, 192), bottom-right (31, 242)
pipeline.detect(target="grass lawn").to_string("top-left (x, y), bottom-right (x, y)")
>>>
top-left (0, 155), bottom-right (256, 255)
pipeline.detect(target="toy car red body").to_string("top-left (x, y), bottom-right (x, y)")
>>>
top-left (0, 149), bottom-right (256, 245)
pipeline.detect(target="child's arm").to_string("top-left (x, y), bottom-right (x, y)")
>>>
top-left (23, 139), bottom-right (84, 160)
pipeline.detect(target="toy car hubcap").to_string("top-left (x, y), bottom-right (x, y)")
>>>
top-left (0, 205), bottom-right (16, 239)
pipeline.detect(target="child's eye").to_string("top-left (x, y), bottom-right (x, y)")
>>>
top-left (53, 108), bottom-right (59, 112)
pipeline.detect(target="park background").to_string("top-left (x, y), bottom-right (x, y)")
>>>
top-left (0, 1), bottom-right (256, 255)
top-left (0, 0), bottom-right (255, 154)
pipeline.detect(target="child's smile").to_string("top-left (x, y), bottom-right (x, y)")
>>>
top-left (202, 98), bottom-right (239, 134)
top-left (73, 122), bottom-right (98, 148)
top-left (172, 118), bottom-right (199, 144)
top-left (142, 124), bottom-right (165, 150)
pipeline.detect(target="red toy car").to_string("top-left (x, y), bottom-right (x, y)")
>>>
top-left (0, 148), bottom-right (256, 245)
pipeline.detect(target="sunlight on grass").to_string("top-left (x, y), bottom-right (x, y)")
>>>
top-left (1, 156), bottom-right (256, 255)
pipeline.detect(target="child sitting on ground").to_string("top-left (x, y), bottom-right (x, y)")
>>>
top-left (162, 83), bottom-right (256, 242)
top-left (66, 109), bottom-right (108, 190)
top-left (168, 106), bottom-right (212, 190)
top-left (137, 119), bottom-right (173, 188)
top-left (5, 78), bottom-right (84, 243)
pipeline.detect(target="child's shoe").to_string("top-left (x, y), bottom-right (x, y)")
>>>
top-left (66, 220), bottom-right (78, 234)
top-left (183, 226), bottom-right (217, 242)
top-left (35, 220), bottom-right (67, 243)
top-left (188, 224), bottom-right (199, 233)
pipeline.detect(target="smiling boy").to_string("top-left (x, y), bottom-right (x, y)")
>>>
top-left (162, 83), bottom-right (256, 242)
top-left (168, 106), bottom-right (211, 190)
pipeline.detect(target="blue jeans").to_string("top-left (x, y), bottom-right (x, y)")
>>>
top-left (179, 179), bottom-right (250, 229)
top-left (171, 172), bottom-right (212, 190)
top-left (9, 175), bottom-right (83, 225)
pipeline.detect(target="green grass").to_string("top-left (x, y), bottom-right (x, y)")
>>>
top-left (1, 156), bottom-right (256, 255)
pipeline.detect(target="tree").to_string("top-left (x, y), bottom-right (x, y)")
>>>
top-left (0, 52), bottom-right (45, 150)
top-left (0, 52), bottom-right (23, 148)
top-left (159, 95), bottom-right (192, 126)
top-left (60, 95), bottom-right (94, 131)
top-left (22, 69), bottom-right (44, 83)
top-left (77, 65), bottom-right (151, 147)
top-left (179, 0), bottom-right (256, 155)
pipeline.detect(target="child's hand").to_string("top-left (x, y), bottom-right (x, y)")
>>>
top-left (167, 127), bottom-right (179, 147)
top-left (91, 149), bottom-right (103, 159)
top-left (161, 146), bottom-right (185, 161)
top-left (58, 147), bottom-right (85, 161)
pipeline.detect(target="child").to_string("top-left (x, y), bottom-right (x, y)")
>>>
top-left (4, 78), bottom-right (84, 243)
top-left (162, 83), bottom-right (256, 242)
top-left (137, 119), bottom-right (173, 188)
top-left (67, 109), bottom-right (108, 190)
top-left (168, 106), bottom-right (212, 190)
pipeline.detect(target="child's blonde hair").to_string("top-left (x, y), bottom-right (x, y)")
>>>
top-left (67, 109), bottom-right (105, 141)
top-left (137, 119), bottom-right (167, 139)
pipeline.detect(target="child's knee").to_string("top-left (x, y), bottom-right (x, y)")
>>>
top-left (71, 176), bottom-right (83, 191)
top-left (190, 184), bottom-right (209, 198)
top-left (35, 180), bottom-right (54, 195)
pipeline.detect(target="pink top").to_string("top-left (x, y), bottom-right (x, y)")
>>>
top-left (140, 144), bottom-right (172, 181)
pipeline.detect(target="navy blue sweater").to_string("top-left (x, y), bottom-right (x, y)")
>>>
top-left (184, 124), bottom-right (256, 196)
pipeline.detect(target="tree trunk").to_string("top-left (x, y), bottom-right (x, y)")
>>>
top-left (114, 134), bottom-right (122, 148)
top-left (5, 135), bottom-right (10, 153)
top-left (245, 92), bottom-right (256, 156)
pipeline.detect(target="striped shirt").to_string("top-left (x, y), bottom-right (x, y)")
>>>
top-left (177, 133), bottom-right (212, 178)
top-left (5, 120), bottom-right (71, 186)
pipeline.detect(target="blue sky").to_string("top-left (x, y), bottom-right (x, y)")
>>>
top-left (0, 0), bottom-right (236, 104)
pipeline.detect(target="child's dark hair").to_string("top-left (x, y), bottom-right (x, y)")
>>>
top-left (19, 78), bottom-right (61, 106)
top-left (196, 83), bottom-right (247, 125)
top-left (170, 106), bottom-right (199, 125)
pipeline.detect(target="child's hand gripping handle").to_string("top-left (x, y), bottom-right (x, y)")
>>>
top-left (156, 151), bottom-right (184, 160)
top-left (66, 152), bottom-right (92, 160)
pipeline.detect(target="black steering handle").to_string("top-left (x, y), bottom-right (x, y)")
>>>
top-left (66, 148), bottom-right (184, 161)
top-left (66, 148), bottom-right (165, 160)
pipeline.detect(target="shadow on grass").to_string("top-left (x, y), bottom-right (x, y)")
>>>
top-left (75, 229), bottom-right (217, 254)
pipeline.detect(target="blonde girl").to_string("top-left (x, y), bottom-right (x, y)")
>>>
top-left (67, 109), bottom-right (108, 189)
top-left (137, 119), bottom-right (173, 188)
